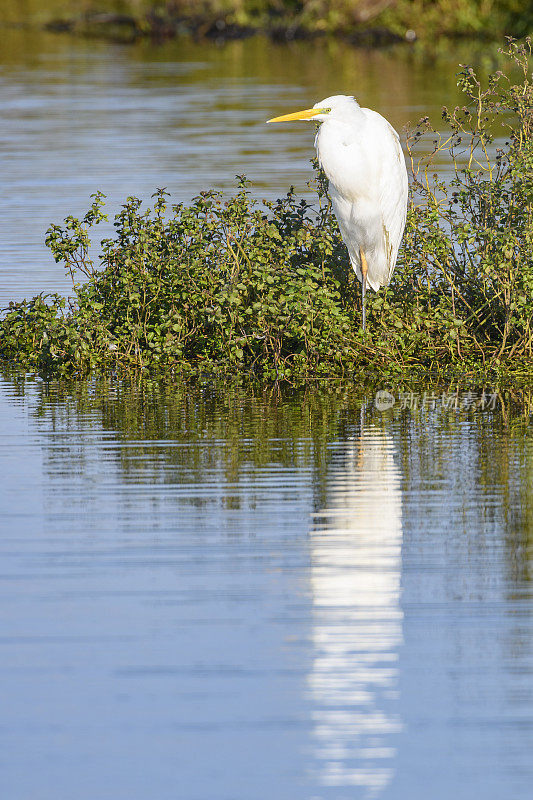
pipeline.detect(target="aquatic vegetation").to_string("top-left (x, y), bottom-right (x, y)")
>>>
top-left (1, 39), bottom-right (532, 381)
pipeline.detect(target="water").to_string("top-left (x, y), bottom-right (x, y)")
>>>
top-left (1, 23), bottom-right (532, 800)
top-left (0, 377), bottom-right (532, 799)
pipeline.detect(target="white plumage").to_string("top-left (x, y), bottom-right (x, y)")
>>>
top-left (267, 95), bottom-right (408, 329)
top-left (309, 424), bottom-right (403, 791)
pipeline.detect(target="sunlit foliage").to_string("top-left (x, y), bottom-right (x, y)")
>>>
top-left (1, 39), bottom-right (532, 381)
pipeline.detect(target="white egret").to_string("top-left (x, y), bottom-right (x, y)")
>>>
top-left (267, 95), bottom-right (408, 330)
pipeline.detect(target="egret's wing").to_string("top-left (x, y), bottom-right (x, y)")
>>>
top-left (328, 185), bottom-right (362, 272)
top-left (317, 106), bottom-right (408, 291)
top-left (363, 110), bottom-right (408, 285)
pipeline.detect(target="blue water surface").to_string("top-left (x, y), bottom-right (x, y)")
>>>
top-left (0, 377), bottom-right (531, 800)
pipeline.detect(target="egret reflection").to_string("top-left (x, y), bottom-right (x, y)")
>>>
top-left (309, 422), bottom-right (403, 797)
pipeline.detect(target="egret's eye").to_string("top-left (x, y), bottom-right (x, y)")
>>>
top-left (322, 108), bottom-right (331, 114)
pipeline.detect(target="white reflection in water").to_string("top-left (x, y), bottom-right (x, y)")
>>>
top-left (309, 423), bottom-right (403, 797)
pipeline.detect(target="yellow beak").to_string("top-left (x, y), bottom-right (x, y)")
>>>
top-left (266, 107), bottom-right (323, 123)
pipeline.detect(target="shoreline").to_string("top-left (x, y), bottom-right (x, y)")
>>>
top-left (5, 9), bottom-right (512, 49)
top-left (2, 0), bottom-right (529, 49)
top-left (43, 13), bottom-right (407, 47)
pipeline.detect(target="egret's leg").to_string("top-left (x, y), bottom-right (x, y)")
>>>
top-left (360, 249), bottom-right (368, 332)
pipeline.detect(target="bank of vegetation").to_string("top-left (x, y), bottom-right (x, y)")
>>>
top-left (32, 0), bottom-right (533, 45)
top-left (1, 39), bottom-right (532, 382)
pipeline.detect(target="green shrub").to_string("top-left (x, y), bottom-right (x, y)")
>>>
top-left (403, 37), bottom-right (533, 374)
top-left (1, 38), bottom-right (532, 381)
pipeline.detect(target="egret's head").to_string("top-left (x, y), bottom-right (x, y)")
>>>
top-left (266, 95), bottom-right (358, 124)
